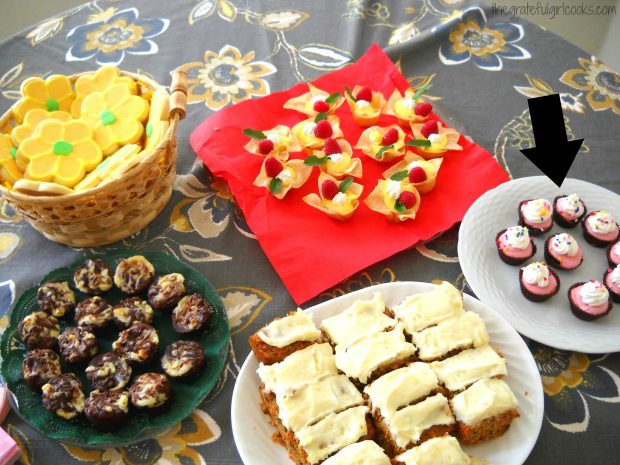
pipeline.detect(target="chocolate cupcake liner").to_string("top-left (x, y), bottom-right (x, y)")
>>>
top-left (518, 199), bottom-right (553, 236)
top-left (543, 236), bottom-right (583, 271)
top-left (496, 229), bottom-right (536, 266)
top-left (552, 195), bottom-right (587, 229)
top-left (568, 282), bottom-right (613, 321)
top-left (519, 268), bottom-right (560, 302)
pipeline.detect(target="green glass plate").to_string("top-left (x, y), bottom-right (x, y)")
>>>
top-left (0, 251), bottom-right (230, 448)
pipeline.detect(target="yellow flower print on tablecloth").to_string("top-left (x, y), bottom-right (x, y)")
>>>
top-left (80, 82), bottom-right (149, 155)
top-left (17, 119), bottom-right (102, 187)
top-left (71, 65), bottom-right (137, 117)
top-left (177, 45), bottom-right (276, 110)
top-left (0, 133), bottom-right (22, 185)
top-left (13, 75), bottom-right (75, 123)
top-left (10, 108), bottom-right (72, 147)
top-left (560, 56), bottom-right (620, 116)
top-left (539, 351), bottom-right (589, 396)
top-left (64, 409), bottom-right (221, 465)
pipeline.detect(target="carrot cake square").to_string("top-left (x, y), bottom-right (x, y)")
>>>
top-left (449, 377), bottom-right (519, 445)
top-left (250, 309), bottom-right (322, 365)
top-left (393, 435), bottom-right (475, 465)
top-left (321, 440), bottom-right (391, 465)
top-left (392, 281), bottom-right (465, 334)
top-left (430, 344), bottom-right (507, 393)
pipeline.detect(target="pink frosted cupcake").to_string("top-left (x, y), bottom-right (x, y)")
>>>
top-left (544, 233), bottom-right (583, 270)
top-left (604, 265), bottom-right (620, 303)
top-left (519, 262), bottom-right (560, 302)
top-left (568, 280), bottom-right (613, 321)
top-left (581, 210), bottom-right (619, 247)
top-left (606, 240), bottom-right (620, 267)
top-left (518, 199), bottom-right (553, 236)
top-left (496, 226), bottom-right (536, 265)
top-left (553, 194), bottom-right (587, 228)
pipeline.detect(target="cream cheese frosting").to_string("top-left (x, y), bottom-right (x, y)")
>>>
top-left (413, 312), bottom-right (489, 361)
top-left (392, 281), bottom-right (464, 334)
top-left (521, 262), bottom-right (550, 288)
top-left (322, 440), bottom-right (390, 465)
top-left (579, 281), bottom-right (609, 306)
top-left (364, 362), bottom-right (439, 415)
top-left (257, 309), bottom-right (321, 348)
top-left (587, 211), bottom-right (617, 234)
top-left (334, 324), bottom-right (415, 383)
top-left (395, 435), bottom-right (471, 465)
top-left (551, 233), bottom-right (579, 256)
top-left (450, 378), bottom-right (518, 425)
top-left (278, 374), bottom-right (362, 432)
top-left (521, 199), bottom-right (551, 223)
top-left (388, 393), bottom-right (455, 447)
top-left (257, 343), bottom-right (336, 397)
top-left (430, 345), bottom-right (507, 392)
top-left (320, 292), bottom-right (393, 347)
top-left (502, 226), bottom-right (530, 249)
top-left (296, 406), bottom-right (369, 465)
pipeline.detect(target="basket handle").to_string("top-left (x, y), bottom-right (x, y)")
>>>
top-left (169, 69), bottom-right (187, 121)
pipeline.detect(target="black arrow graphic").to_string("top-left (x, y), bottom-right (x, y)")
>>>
top-left (520, 94), bottom-right (584, 187)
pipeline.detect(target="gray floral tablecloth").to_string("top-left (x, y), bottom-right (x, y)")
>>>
top-left (0, 1), bottom-right (619, 464)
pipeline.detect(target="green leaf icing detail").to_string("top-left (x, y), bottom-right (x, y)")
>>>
top-left (52, 140), bottom-right (73, 156)
top-left (45, 98), bottom-right (59, 112)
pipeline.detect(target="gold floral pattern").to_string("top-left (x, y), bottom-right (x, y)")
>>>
top-left (178, 45), bottom-right (276, 110)
top-left (560, 56), bottom-right (620, 116)
top-left (538, 350), bottom-right (590, 396)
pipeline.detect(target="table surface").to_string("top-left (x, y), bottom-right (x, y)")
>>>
top-left (1, 1), bottom-right (619, 464)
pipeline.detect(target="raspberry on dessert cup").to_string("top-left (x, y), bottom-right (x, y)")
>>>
top-left (519, 262), bottom-right (560, 302)
top-left (607, 240), bottom-right (620, 267)
top-left (243, 125), bottom-right (301, 160)
top-left (305, 137), bottom-right (362, 179)
top-left (253, 156), bottom-right (312, 200)
top-left (408, 121), bottom-right (462, 159)
top-left (382, 152), bottom-right (442, 194)
top-left (553, 193), bottom-right (587, 228)
top-left (604, 265), bottom-right (620, 303)
top-left (344, 85), bottom-right (386, 126)
top-left (518, 198), bottom-right (553, 236)
top-left (544, 233), bottom-right (583, 271)
top-left (283, 83), bottom-right (344, 117)
top-left (496, 226), bottom-right (536, 265)
top-left (568, 280), bottom-right (613, 321)
top-left (355, 125), bottom-right (406, 163)
top-left (384, 86), bottom-right (433, 127)
top-left (581, 210), bottom-right (620, 247)
top-left (291, 115), bottom-right (344, 154)
top-left (303, 173), bottom-right (363, 221)
top-left (364, 179), bottom-right (421, 222)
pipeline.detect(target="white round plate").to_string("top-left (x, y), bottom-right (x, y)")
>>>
top-left (459, 176), bottom-right (620, 353)
top-left (232, 281), bottom-right (543, 465)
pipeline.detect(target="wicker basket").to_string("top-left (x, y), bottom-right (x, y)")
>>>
top-left (0, 70), bottom-right (188, 247)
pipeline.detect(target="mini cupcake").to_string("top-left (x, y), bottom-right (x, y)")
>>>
top-left (519, 262), bottom-right (560, 302)
top-left (544, 233), bottom-right (583, 270)
top-left (518, 199), bottom-right (553, 236)
top-left (85, 390), bottom-right (130, 431)
top-left (582, 210), bottom-right (619, 247)
top-left (37, 280), bottom-right (75, 318)
top-left (495, 226), bottom-right (536, 265)
top-left (604, 265), bottom-right (620, 303)
top-left (58, 326), bottom-right (98, 364)
top-left (129, 373), bottom-right (172, 412)
top-left (22, 349), bottom-right (61, 390)
top-left (568, 280), bottom-right (613, 321)
top-left (607, 240), bottom-right (620, 267)
top-left (553, 193), bottom-right (587, 228)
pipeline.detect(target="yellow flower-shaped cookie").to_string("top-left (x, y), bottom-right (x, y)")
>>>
top-left (303, 173), bottom-right (363, 221)
top-left (75, 144), bottom-right (141, 192)
top-left (283, 83), bottom-right (344, 117)
top-left (385, 86), bottom-right (433, 126)
top-left (344, 85), bottom-right (386, 127)
top-left (0, 133), bottom-right (22, 185)
top-left (306, 138), bottom-right (362, 179)
top-left (243, 125), bottom-right (301, 160)
top-left (365, 179), bottom-right (421, 223)
top-left (383, 152), bottom-right (443, 194)
top-left (18, 119), bottom-right (102, 187)
top-left (80, 82), bottom-right (149, 155)
top-left (355, 124), bottom-right (406, 162)
top-left (253, 156), bottom-right (312, 200)
top-left (142, 87), bottom-right (169, 153)
top-left (409, 121), bottom-right (462, 159)
top-left (14, 75), bottom-right (75, 123)
top-left (291, 115), bottom-right (344, 154)
top-left (11, 108), bottom-right (72, 147)
top-left (71, 65), bottom-right (137, 117)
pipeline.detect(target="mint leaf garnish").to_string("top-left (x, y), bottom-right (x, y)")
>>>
top-left (339, 177), bottom-right (353, 193)
top-left (243, 128), bottom-right (267, 140)
top-left (390, 170), bottom-right (409, 181)
top-left (269, 178), bottom-right (283, 194)
top-left (325, 92), bottom-right (341, 105)
top-left (304, 155), bottom-right (327, 166)
top-left (394, 201), bottom-right (407, 213)
top-left (411, 82), bottom-right (432, 101)
top-left (375, 144), bottom-right (394, 159)
top-left (406, 139), bottom-right (432, 147)
top-left (344, 86), bottom-right (357, 102)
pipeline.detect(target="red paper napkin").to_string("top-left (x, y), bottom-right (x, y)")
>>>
top-left (190, 44), bottom-right (509, 304)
